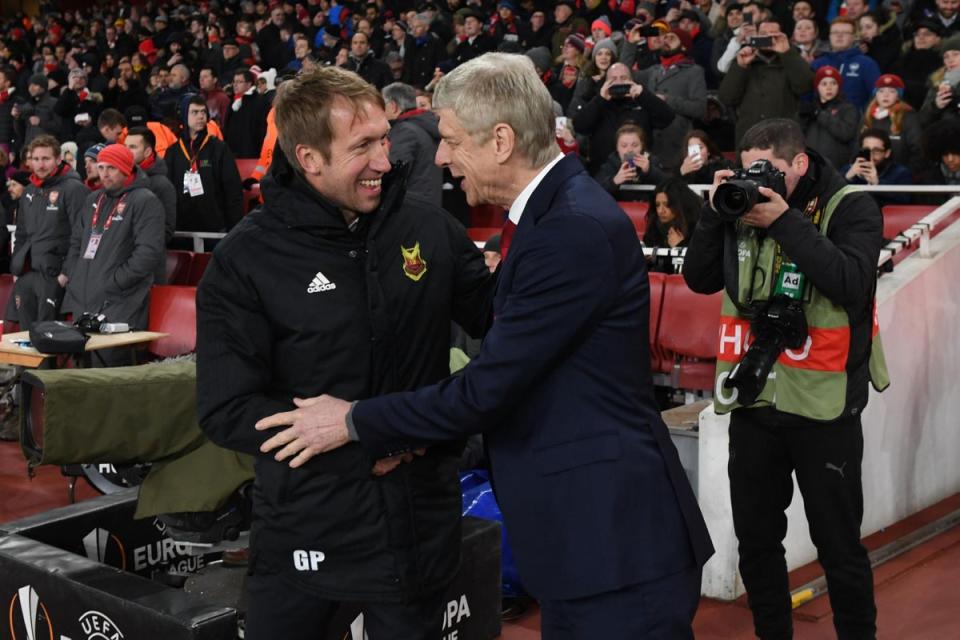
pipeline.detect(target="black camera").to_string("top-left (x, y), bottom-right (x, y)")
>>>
top-left (608, 83), bottom-right (631, 99)
top-left (713, 159), bottom-right (787, 221)
top-left (75, 312), bottom-right (107, 333)
top-left (748, 35), bottom-right (774, 49)
top-left (724, 295), bottom-right (808, 406)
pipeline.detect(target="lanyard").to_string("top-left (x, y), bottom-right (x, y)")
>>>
top-left (179, 134), bottom-right (210, 172)
top-left (91, 193), bottom-right (128, 232)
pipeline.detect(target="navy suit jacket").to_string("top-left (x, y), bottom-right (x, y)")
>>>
top-left (353, 154), bottom-right (713, 601)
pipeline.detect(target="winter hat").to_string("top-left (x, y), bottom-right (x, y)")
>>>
top-left (814, 65), bottom-right (843, 89)
top-left (592, 38), bottom-right (618, 60)
top-left (591, 16), bottom-right (612, 38)
top-left (564, 33), bottom-right (586, 53)
top-left (96, 144), bottom-right (135, 177)
top-left (941, 34), bottom-right (960, 56)
top-left (874, 73), bottom-right (905, 92)
top-left (636, 2), bottom-right (657, 17)
top-left (256, 67), bottom-right (278, 92)
top-left (669, 28), bottom-right (693, 52)
top-left (498, 0), bottom-right (517, 11)
top-left (84, 142), bottom-right (107, 162)
top-left (28, 73), bottom-right (47, 89)
top-left (124, 105), bottom-right (148, 127)
top-left (525, 46), bottom-right (552, 73)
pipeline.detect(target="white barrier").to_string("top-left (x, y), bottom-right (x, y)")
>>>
top-left (698, 210), bottom-right (960, 599)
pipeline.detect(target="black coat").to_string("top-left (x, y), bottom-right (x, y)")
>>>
top-left (573, 90), bottom-right (676, 174)
top-left (196, 153), bottom-right (492, 601)
top-left (404, 35), bottom-right (444, 89)
top-left (166, 132), bottom-right (243, 232)
top-left (450, 34), bottom-right (495, 68)
top-left (224, 91), bottom-right (268, 159)
top-left (343, 53), bottom-right (394, 90)
top-left (388, 110), bottom-right (443, 207)
top-left (684, 150), bottom-right (883, 420)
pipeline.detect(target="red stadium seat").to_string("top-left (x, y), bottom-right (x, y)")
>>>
top-left (467, 227), bottom-right (501, 243)
top-left (0, 274), bottom-right (19, 333)
top-left (648, 272), bottom-right (666, 372)
top-left (618, 201), bottom-right (649, 236)
top-left (147, 286), bottom-right (197, 358)
top-left (235, 158), bottom-right (260, 180)
top-left (657, 274), bottom-right (722, 391)
top-left (186, 252), bottom-right (212, 286)
top-left (165, 250), bottom-right (193, 285)
top-left (881, 204), bottom-right (936, 239)
top-left (469, 204), bottom-right (506, 228)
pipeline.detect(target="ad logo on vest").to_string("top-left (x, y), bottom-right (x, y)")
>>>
top-left (8, 585), bottom-right (55, 640)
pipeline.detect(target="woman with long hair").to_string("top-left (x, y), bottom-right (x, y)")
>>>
top-left (678, 129), bottom-right (733, 185)
top-left (861, 73), bottom-right (923, 174)
top-left (643, 177), bottom-right (702, 257)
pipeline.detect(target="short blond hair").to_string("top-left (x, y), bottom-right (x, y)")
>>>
top-left (274, 66), bottom-right (384, 167)
top-left (26, 134), bottom-right (61, 158)
top-left (433, 52), bottom-right (558, 169)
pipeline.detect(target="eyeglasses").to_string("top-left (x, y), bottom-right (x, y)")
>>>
top-left (861, 147), bottom-right (886, 155)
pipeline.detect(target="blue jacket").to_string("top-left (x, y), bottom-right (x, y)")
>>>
top-left (812, 48), bottom-right (881, 111)
top-left (352, 155), bottom-right (713, 601)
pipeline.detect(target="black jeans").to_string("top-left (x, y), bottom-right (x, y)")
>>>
top-left (729, 409), bottom-right (876, 640)
top-left (244, 572), bottom-right (447, 640)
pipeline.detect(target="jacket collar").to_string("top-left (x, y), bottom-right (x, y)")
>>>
top-left (520, 153), bottom-right (585, 225)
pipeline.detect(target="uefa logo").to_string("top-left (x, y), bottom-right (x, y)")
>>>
top-left (7, 585), bottom-right (55, 640)
top-left (81, 528), bottom-right (128, 571)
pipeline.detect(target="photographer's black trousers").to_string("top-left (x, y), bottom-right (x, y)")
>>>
top-left (729, 409), bottom-right (876, 640)
top-left (244, 572), bottom-right (447, 640)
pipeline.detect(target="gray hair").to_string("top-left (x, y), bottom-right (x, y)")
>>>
top-left (433, 52), bottom-right (557, 169)
top-left (382, 82), bottom-right (418, 113)
top-left (413, 12), bottom-right (432, 27)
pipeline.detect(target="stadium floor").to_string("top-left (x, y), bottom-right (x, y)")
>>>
top-left (2, 440), bottom-right (957, 639)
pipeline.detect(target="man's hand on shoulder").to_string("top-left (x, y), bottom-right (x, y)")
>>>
top-left (256, 395), bottom-right (352, 468)
top-left (740, 186), bottom-right (790, 229)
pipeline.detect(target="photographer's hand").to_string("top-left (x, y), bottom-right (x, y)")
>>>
top-left (708, 169), bottom-right (736, 212)
top-left (736, 45), bottom-right (757, 69)
top-left (741, 186), bottom-right (789, 229)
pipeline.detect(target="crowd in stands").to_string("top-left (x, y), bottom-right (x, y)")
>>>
top-left (0, 0), bottom-right (959, 310)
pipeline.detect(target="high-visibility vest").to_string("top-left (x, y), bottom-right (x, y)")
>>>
top-left (713, 185), bottom-right (890, 421)
top-left (250, 107), bottom-right (276, 181)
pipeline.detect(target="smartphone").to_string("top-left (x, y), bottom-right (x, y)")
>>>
top-left (624, 152), bottom-right (636, 169)
top-left (857, 149), bottom-right (872, 162)
top-left (554, 116), bottom-right (569, 137)
top-left (945, 68), bottom-right (960, 88)
top-left (749, 36), bottom-right (774, 49)
top-left (687, 144), bottom-right (701, 159)
top-left (743, 13), bottom-right (753, 25)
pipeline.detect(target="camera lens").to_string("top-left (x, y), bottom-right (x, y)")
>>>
top-left (714, 180), bottom-right (759, 220)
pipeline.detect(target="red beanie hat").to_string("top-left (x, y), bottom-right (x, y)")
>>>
top-left (97, 144), bottom-right (135, 177)
top-left (591, 18), bottom-right (612, 38)
top-left (875, 74), bottom-right (905, 91)
top-left (670, 28), bottom-right (694, 52)
top-left (814, 65), bottom-right (843, 89)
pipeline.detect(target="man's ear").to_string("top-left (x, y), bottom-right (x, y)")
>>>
top-left (793, 152), bottom-right (809, 177)
top-left (295, 144), bottom-right (323, 176)
top-left (492, 123), bottom-right (516, 165)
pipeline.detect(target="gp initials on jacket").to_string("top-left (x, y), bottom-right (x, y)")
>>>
top-left (716, 316), bottom-right (850, 372)
top-left (293, 549), bottom-right (326, 571)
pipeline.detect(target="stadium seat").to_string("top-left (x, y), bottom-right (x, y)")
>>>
top-left (235, 158), bottom-right (260, 180)
top-left (657, 274), bottom-right (722, 391)
top-left (147, 286), bottom-right (198, 358)
top-left (165, 250), bottom-right (193, 285)
top-left (244, 182), bottom-right (262, 214)
top-left (881, 204), bottom-right (937, 240)
top-left (618, 201), bottom-right (649, 236)
top-left (186, 252), bottom-right (212, 285)
top-left (0, 274), bottom-right (19, 333)
top-left (469, 204), bottom-right (506, 228)
top-left (467, 227), bottom-right (501, 243)
top-left (648, 272), bottom-right (666, 373)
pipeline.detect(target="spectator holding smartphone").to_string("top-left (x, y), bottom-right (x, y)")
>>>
top-left (679, 129), bottom-right (733, 184)
top-left (594, 123), bottom-right (666, 198)
top-left (843, 128), bottom-right (912, 206)
top-left (919, 34), bottom-right (960, 126)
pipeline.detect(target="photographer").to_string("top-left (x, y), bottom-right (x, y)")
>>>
top-left (684, 119), bottom-right (888, 640)
top-left (572, 62), bottom-right (675, 174)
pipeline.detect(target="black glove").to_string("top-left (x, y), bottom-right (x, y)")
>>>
top-left (242, 177), bottom-right (259, 190)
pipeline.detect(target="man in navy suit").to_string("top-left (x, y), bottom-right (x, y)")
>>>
top-left (257, 52), bottom-right (713, 639)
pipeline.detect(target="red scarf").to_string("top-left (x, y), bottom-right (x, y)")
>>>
top-left (29, 162), bottom-right (69, 187)
top-left (77, 89), bottom-right (89, 102)
top-left (140, 153), bottom-right (157, 170)
top-left (0, 89), bottom-right (11, 104)
top-left (397, 108), bottom-right (429, 121)
top-left (659, 53), bottom-right (687, 69)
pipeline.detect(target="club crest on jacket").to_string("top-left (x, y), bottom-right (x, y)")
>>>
top-left (401, 242), bottom-right (428, 282)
